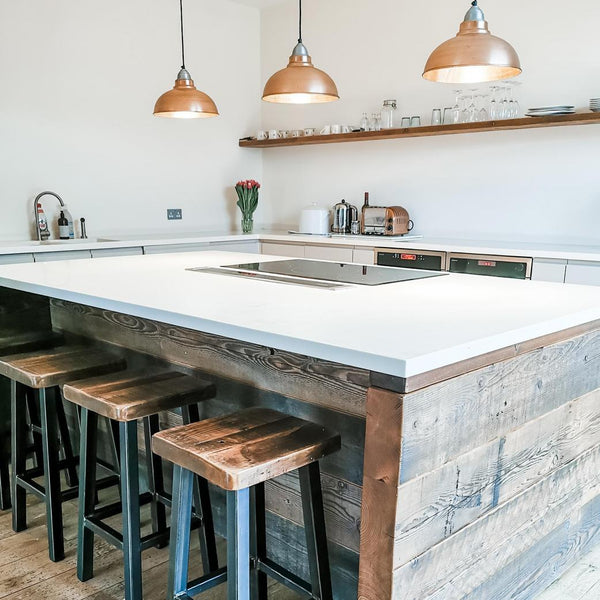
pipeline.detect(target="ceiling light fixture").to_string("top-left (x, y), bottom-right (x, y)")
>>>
top-left (423, 1), bottom-right (521, 84)
top-left (154, 0), bottom-right (219, 119)
top-left (262, 0), bottom-right (339, 104)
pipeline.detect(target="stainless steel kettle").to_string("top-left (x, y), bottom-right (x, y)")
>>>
top-left (332, 199), bottom-right (358, 234)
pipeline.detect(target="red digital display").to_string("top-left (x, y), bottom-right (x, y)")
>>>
top-left (401, 254), bottom-right (417, 261)
top-left (478, 260), bottom-right (497, 267)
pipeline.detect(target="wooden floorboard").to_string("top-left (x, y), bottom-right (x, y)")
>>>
top-left (0, 487), bottom-right (300, 599)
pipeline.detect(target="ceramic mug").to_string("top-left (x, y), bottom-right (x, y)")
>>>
top-left (304, 128), bottom-right (316, 136)
top-left (268, 129), bottom-right (280, 140)
top-left (257, 130), bottom-right (268, 141)
top-left (331, 124), bottom-right (342, 134)
top-left (320, 125), bottom-right (331, 135)
top-left (279, 130), bottom-right (289, 139)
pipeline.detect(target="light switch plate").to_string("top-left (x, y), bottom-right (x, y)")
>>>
top-left (167, 209), bottom-right (182, 220)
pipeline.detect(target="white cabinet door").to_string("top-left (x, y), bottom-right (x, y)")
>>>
top-left (352, 248), bottom-right (375, 265)
top-left (209, 240), bottom-right (260, 253)
top-left (261, 242), bottom-right (305, 258)
top-left (304, 245), bottom-right (354, 262)
top-left (91, 247), bottom-right (143, 258)
top-left (143, 243), bottom-right (209, 255)
top-left (565, 261), bottom-right (600, 286)
top-left (34, 250), bottom-right (92, 262)
top-left (531, 259), bottom-right (566, 283)
top-left (0, 253), bottom-right (35, 264)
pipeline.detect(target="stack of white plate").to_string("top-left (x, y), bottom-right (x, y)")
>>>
top-left (525, 105), bottom-right (575, 117)
top-left (590, 98), bottom-right (600, 112)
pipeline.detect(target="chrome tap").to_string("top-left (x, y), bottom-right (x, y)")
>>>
top-left (33, 191), bottom-right (65, 241)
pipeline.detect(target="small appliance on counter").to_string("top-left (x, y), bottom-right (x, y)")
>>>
top-left (362, 206), bottom-right (414, 236)
top-left (332, 199), bottom-right (358, 234)
top-left (299, 203), bottom-right (330, 235)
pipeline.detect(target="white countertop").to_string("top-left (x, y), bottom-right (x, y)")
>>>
top-left (0, 251), bottom-right (599, 378)
top-left (2, 231), bottom-right (600, 262)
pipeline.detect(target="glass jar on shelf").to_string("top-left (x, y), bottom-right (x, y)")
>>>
top-left (360, 112), bottom-right (369, 131)
top-left (381, 99), bottom-right (397, 129)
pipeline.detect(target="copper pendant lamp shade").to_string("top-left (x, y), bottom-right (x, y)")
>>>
top-left (154, 0), bottom-right (218, 119)
top-left (423, 1), bottom-right (521, 84)
top-left (263, 0), bottom-right (339, 104)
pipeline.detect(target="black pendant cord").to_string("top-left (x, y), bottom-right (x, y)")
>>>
top-left (179, 0), bottom-right (186, 70)
top-left (298, 0), bottom-right (302, 43)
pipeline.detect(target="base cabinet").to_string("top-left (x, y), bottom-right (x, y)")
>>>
top-left (352, 248), bottom-right (375, 265)
top-left (304, 245), bottom-right (354, 262)
top-left (261, 242), bottom-right (305, 258)
top-left (531, 259), bottom-right (567, 283)
top-left (565, 261), bottom-right (600, 286)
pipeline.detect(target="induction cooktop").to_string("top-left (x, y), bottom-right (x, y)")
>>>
top-left (188, 259), bottom-right (446, 287)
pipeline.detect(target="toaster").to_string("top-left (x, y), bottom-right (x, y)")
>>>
top-left (361, 206), bottom-right (414, 236)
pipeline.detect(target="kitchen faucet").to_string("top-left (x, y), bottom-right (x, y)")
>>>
top-left (33, 191), bottom-right (64, 240)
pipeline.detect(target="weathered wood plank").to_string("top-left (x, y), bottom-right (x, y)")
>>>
top-left (400, 329), bottom-right (600, 482)
top-left (392, 443), bottom-right (600, 599)
top-left (50, 299), bottom-right (369, 417)
top-left (394, 387), bottom-right (600, 567)
top-left (357, 388), bottom-right (403, 600)
top-left (465, 494), bottom-right (600, 600)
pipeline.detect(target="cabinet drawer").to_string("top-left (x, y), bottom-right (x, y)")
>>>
top-left (0, 253), bottom-right (34, 265)
top-left (143, 243), bottom-right (209, 255)
top-left (531, 259), bottom-right (566, 283)
top-left (352, 248), bottom-right (375, 265)
top-left (91, 247), bottom-right (143, 258)
top-left (261, 242), bottom-right (305, 258)
top-left (210, 241), bottom-right (260, 253)
top-left (304, 245), bottom-right (354, 262)
top-left (565, 261), bottom-right (600, 286)
top-left (34, 250), bottom-right (92, 262)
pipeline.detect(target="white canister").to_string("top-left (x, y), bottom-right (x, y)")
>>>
top-left (299, 203), bottom-right (330, 235)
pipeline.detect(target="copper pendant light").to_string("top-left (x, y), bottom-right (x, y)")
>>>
top-left (154, 0), bottom-right (218, 119)
top-left (263, 0), bottom-right (339, 104)
top-left (423, 1), bottom-right (521, 84)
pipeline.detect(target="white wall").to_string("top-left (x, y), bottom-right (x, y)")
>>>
top-left (0, 0), bottom-right (263, 240)
top-left (258, 0), bottom-right (600, 244)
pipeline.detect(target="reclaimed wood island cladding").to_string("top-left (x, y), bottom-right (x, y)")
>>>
top-left (43, 298), bottom-right (600, 599)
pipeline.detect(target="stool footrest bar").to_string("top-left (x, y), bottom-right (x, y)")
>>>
top-left (186, 567), bottom-right (228, 596)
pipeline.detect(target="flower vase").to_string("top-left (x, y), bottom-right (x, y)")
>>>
top-left (241, 215), bottom-right (254, 234)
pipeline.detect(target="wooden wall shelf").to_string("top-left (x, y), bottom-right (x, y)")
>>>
top-left (239, 112), bottom-right (600, 148)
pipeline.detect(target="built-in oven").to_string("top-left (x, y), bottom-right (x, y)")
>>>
top-left (376, 248), bottom-right (447, 271)
top-left (448, 253), bottom-right (533, 280)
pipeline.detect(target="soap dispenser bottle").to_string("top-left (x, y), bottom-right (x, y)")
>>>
top-left (58, 211), bottom-right (70, 239)
top-left (61, 205), bottom-right (75, 239)
top-left (37, 203), bottom-right (50, 240)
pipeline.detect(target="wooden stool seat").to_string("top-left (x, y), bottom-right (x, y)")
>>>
top-left (0, 345), bottom-right (126, 389)
top-left (153, 407), bottom-right (341, 491)
top-left (63, 369), bottom-right (216, 422)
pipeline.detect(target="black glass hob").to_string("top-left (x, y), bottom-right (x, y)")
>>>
top-left (189, 259), bottom-right (446, 287)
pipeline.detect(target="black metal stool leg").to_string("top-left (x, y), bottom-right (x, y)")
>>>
top-left (77, 407), bottom-right (98, 582)
top-left (40, 387), bottom-right (65, 562)
top-left (0, 449), bottom-right (10, 510)
top-left (11, 380), bottom-right (27, 530)
top-left (182, 403), bottom-right (219, 572)
top-left (25, 388), bottom-right (45, 470)
top-left (55, 388), bottom-right (79, 488)
top-left (250, 483), bottom-right (268, 600)
top-left (167, 465), bottom-right (194, 600)
top-left (227, 488), bottom-right (251, 600)
top-left (120, 419), bottom-right (143, 600)
top-left (299, 463), bottom-right (333, 600)
top-left (143, 414), bottom-right (168, 547)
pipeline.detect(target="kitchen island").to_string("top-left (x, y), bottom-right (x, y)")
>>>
top-left (1, 251), bottom-right (600, 600)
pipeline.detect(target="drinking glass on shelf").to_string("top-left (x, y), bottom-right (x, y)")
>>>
top-left (465, 91), bottom-right (478, 122)
top-left (401, 116), bottom-right (411, 128)
top-left (452, 90), bottom-right (463, 124)
top-left (476, 94), bottom-right (489, 122)
top-left (431, 109), bottom-right (442, 126)
top-left (489, 86), bottom-right (499, 120)
top-left (500, 87), bottom-right (510, 119)
top-left (507, 81), bottom-right (521, 118)
top-left (410, 116), bottom-right (421, 127)
top-left (443, 107), bottom-right (454, 125)
top-left (360, 112), bottom-right (369, 131)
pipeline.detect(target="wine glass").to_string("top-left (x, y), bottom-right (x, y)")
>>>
top-left (452, 89), bottom-right (463, 124)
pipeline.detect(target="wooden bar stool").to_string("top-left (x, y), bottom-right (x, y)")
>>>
top-left (0, 330), bottom-right (65, 510)
top-left (153, 407), bottom-right (341, 600)
top-left (0, 344), bottom-right (126, 561)
top-left (63, 369), bottom-right (219, 600)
